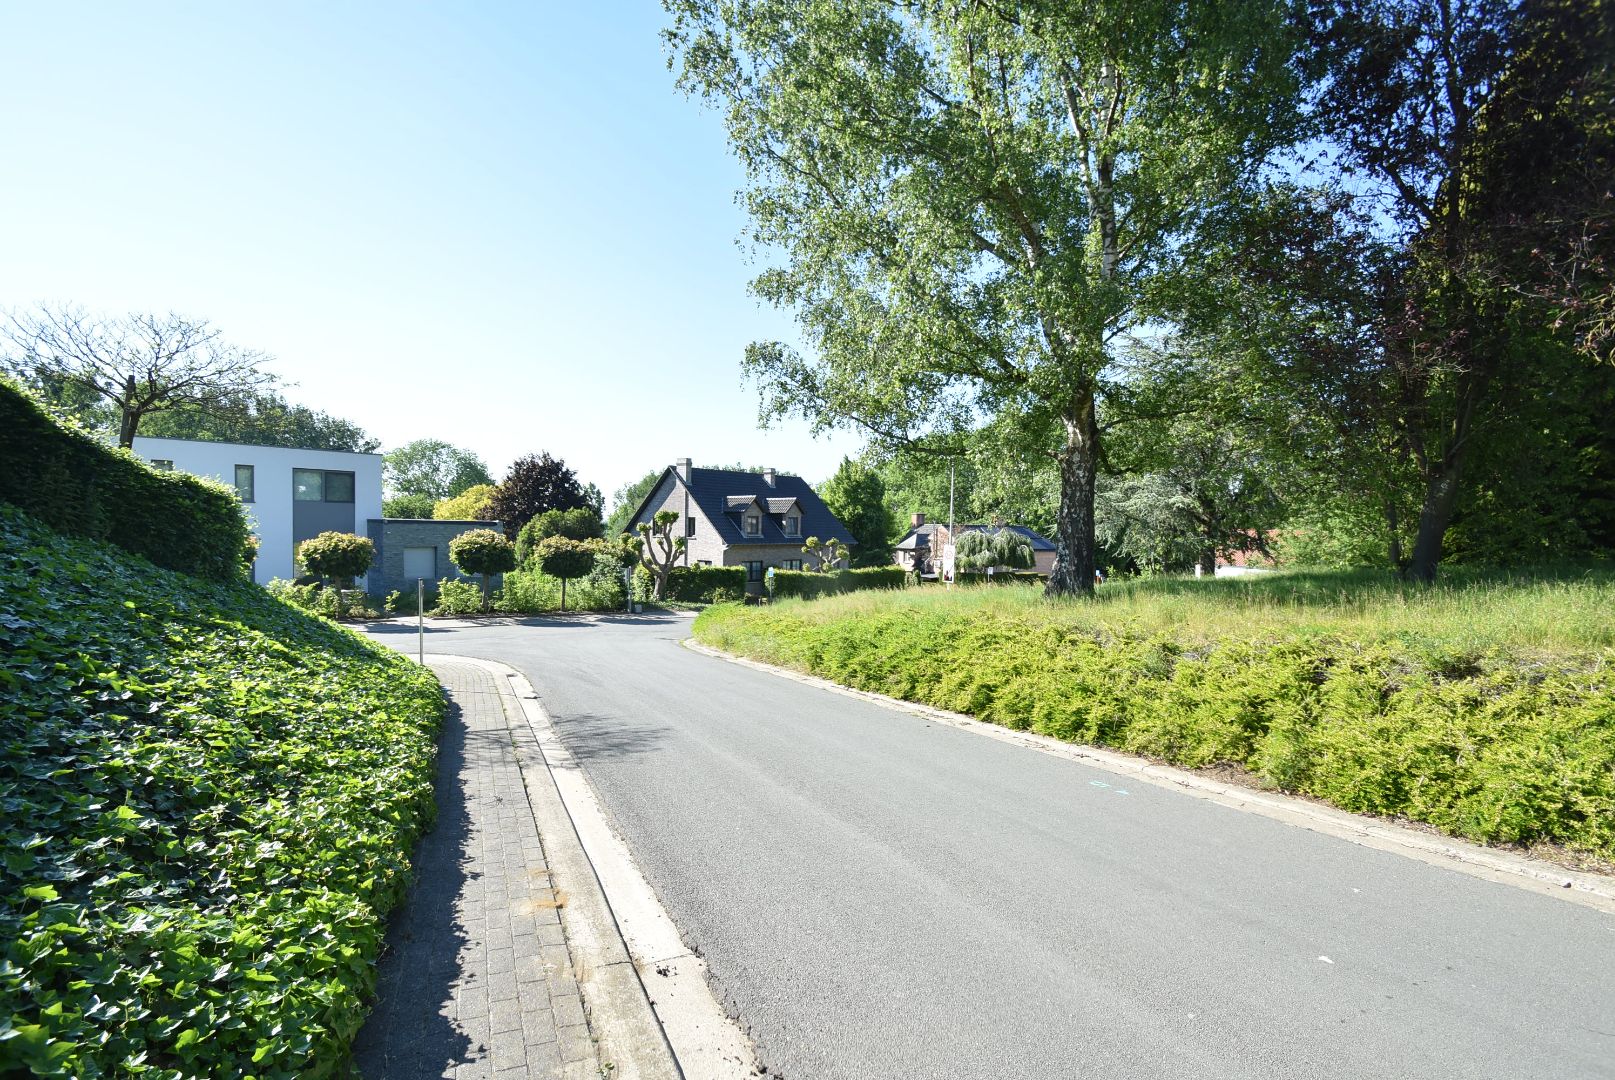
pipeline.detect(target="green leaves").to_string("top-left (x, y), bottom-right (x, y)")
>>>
top-left (0, 506), bottom-right (444, 1078)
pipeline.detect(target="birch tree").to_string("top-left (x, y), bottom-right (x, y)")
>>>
top-left (664, 0), bottom-right (1302, 594)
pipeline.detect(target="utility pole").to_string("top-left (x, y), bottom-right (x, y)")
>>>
top-left (947, 458), bottom-right (955, 589)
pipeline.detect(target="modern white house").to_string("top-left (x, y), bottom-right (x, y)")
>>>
top-left (131, 436), bottom-right (384, 585)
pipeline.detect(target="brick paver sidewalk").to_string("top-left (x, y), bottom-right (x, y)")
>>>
top-left (354, 662), bottom-right (600, 1079)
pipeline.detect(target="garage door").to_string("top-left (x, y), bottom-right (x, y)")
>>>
top-left (403, 546), bottom-right (436, 581)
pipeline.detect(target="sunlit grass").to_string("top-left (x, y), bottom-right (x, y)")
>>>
top-left (769, 565), bottom-right (1615, 653)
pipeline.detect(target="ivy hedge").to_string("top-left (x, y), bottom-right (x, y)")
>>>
top-left (693, 598), bottom-right (1615, 860)
top-left (0, 506), bottom-right (444, 1077)
top-left (766, 566), bottom-right (909, 600)
top-left (0, 379), bottom-right (250, 581)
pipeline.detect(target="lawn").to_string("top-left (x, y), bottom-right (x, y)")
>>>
top-left (694, 567), bottom-right (1615, 861)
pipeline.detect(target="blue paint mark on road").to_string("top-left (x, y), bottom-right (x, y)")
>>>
top-left (1090, 780), bottom-right (1111, 789)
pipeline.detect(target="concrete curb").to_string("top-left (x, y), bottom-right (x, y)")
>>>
top-left (435, 655), bottom-right (759, 1079)
top-left (681, 640), bottom-right (1615, 916)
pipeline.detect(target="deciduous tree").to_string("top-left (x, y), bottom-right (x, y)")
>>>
top-left (486, 452), bottom-right (589, 536)
top-left (384, 439), bottom-right (493, 500)
top-left (296, 531), bottom-right (374, 619)
top-left (531, 536), bottom-right (597, 612)
top-left (633, 510), bottom-right (687, 599)
top-left (819, 457), bottom-right (895, 566)
top-left (665, 0), bottom-right (1304, 595)
top-left (2, 305), bottom-right (277, 447)
top-left (449, 529), bottom-right (516, 613)
top-left (139, 387), bottom-right (379, 452)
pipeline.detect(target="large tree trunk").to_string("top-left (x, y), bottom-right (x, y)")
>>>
top-left (1405, 466), bottom-right (1462, 583)
top-left (1045, 396), bottom-right (1099, 597)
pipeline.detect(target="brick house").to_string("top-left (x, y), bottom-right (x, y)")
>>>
top-left (893, 514), bottom-right (1057, 579)
top-left (627, 459), bottom-right (857, 594)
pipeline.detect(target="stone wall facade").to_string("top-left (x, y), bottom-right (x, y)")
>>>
top-left (366, 518), bottom-right (504, 598)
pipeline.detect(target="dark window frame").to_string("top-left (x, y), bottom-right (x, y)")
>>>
top-left (745, 560), bottom-right (764, 582)
top-left (744, 513), bottom-right (761, 536)
top-left (234, 464), bottom-right (255, 503)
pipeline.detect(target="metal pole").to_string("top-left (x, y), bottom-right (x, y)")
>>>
top-left (417, 578), bottom-right (424, 665)
top-left (947, 458), bottom-right (955, 589)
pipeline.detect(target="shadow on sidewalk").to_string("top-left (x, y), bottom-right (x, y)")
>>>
top-left (352, 698), bottom-right (476, 1078)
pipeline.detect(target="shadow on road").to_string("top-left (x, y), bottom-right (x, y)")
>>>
top-left (550, 711), bottom-right (672, 763)
top-left (352, 700), bottom-right (476, 1078)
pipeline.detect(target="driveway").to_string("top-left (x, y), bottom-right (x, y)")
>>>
top-left (361, 612), bottom-right (1615, 1080)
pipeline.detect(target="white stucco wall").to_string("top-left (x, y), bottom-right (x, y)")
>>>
top-left (131, 436), bottom-right (383, 584)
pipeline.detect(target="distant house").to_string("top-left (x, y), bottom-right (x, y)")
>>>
top-left (132, 435), bottom-right (500, 595)
top-left (627, 459), bottom-right (857, 594)
top-left (893, 514), bottom-right (1057, 578)
top-left (133, 436), bottom-right (382, 585)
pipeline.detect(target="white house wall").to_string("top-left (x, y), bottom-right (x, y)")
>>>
top-left (131, 436), bottom-right (383, 584)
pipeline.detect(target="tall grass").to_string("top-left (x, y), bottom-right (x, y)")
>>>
top-left (774, 566), bottom-right (1615, 654)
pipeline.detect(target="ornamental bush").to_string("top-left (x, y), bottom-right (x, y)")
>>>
top-left (449, 529), bottom-right (516, 612)
top-left (530, 536), bottom-right (597, 611)
top-left (0, 377), bottom-right (249, 580)
top-left (297, 532), bottom-right (376, 619)
top-left (433, 577), bottom-right (486, 616)
top-left (0, 506), bottom-right (443, 1077)
top-left (665, 564), bottom-right (748, 602)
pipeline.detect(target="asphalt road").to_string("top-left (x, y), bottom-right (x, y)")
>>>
top-left (363, 613), bottom-right (1615, 1080)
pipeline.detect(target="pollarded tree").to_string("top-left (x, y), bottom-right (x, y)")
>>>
top-left (665, 0), bottom-right (1304, 595)
top-left (531, 536), bottom-right (598, 612)
top-left (297, 531), bottom-right (375, 620)
top-left (2, 305), bottom-right (277, 447)
top-left (801, 535), bottom-right (849, 572)
top-left (449, 529), bottom-right (517, 613)
top-left (633, 510), bottom-right (687, 599)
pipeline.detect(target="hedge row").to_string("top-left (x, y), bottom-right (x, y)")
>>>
top-left (767, 566), bottom-right (909, 599)
top-left (653, 564), bottom-right (748, 602)
top-left (0, 506), bottom-right (445, 1076)
top-left (0, 379), bottom-right (249, 580)
top-left (693, 601), bottom-right (1615, 859)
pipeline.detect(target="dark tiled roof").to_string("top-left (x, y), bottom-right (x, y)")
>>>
top-left (893, 522), bottom-right (1055, 552)
top-left (634, 467), bottom-right (857, 548)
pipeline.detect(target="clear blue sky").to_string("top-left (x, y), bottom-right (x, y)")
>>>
top-left (0, 3), bottom-right (864, 502)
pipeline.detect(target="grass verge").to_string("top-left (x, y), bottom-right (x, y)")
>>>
top-left (692, 572), bottom-right (1615, 861)
top-left (0, 507), bottom-right (444, 1078)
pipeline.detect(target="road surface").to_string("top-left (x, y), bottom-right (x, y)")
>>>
top-left (363, 613), bottom-right (1615, 1079)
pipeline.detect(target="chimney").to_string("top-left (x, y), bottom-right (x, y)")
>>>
top-left (911, 512), bottom-right (926, 527)
top-left (762, 467), bottom-right (777, 487)
top-left (676, 457), bottom-right (692, 484)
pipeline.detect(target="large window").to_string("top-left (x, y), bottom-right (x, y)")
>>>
top-left (745, 560), bottom-right (764, 582)
top-left (234, 464), bottom-right (255, 503)
top-left (744, 514), bottom-right (761, 536)
top-left (294, 468), bottom-right (355, 503)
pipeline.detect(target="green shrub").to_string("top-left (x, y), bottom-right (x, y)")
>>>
top-left (448, 529), bottom-right (516, 612)
top-left (383, 493), bottom-right (437, 519)
top-left (385, 585), bottom-right (438, 615)
top-left (0, 506), bottom-right (443, 1077)
top-left (666, 564), bottom-right (748, 602)
top-left (433, 577), bottom-right (486, 616)
top-left (530, 536), bottom-right (597, 611)
top-left (693, 584), bottom-right (1615, 859)
top-left (515, 508), bottom-right (604, 565)
top-left (767, 565), bottom-right (906, 600)
top-left (297, 532), bottom-right (375, 619)
top-left (0, 378), bottom-right (249, 580)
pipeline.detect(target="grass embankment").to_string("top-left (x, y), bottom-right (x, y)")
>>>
top-left (0, 508), bottom-right (444, 1078)
top-left (694, 568), bottom-right (1615, 861)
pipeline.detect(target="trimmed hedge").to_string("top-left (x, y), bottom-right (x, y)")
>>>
top-left (665, 564), bottom-right (747, 602)
top-left (767, 566), bottom-right (909, 600)
top-left (0, 506), bottom-right (444, 1076)
top-left (0, 379), bottom-right (249, 580)
top-left (693, 598), bottom-right (1615, 860)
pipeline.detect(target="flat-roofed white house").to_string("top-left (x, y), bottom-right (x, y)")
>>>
top-left (131, 436), bottom-right (383, 585)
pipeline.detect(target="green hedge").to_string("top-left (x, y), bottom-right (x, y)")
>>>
top-left (767, 565), bottom-right (909, 599)
top-left (0, 506), bottom-right (444, 1076)
top-left (693, 599), bottom-right (1615, 859)
top-left (0, 380), bottom-right (249, 580)
top-left (666, 564), bottom-right (747, 602)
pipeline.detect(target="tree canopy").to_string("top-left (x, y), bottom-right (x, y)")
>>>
top-left (666, 0), bottom-right (1306, 594)
top-left (818, 457), bottom-right (895, 566)
top-left (138, 387), bottom-right (379, 453)
top-left (485, 453), bottom-right (590, 537)
top-left (384, 439), bottom-right (493, 500)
